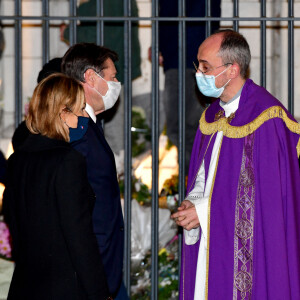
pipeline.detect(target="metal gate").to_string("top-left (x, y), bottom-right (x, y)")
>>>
top-left (0, 0), bottom-right (298, 299)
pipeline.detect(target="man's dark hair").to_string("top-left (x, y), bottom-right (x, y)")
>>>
top-left (37, 57), bottom-right (62, 83)
top-left (12, 57), bottom-right (63, 151)
top-left (61, 43), bottom-right (118, 82)
top-left (214, 29), bottom-right (251, 79)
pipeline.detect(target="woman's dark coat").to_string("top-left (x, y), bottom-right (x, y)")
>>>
top-left (3, 134), bottom-right (110, 300)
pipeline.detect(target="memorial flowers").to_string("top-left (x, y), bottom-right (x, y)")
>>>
top-left (0, 221), bottom-right (12, 260)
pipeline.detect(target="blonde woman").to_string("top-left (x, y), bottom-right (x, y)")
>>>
top-left (3, 74), bottom-right (112, 300)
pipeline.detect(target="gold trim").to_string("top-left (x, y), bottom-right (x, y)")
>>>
top-left (200, 106), bottom-right (300, 140)
top-left (297, 138), bottom-right (300, 157)
top-left (204, 136), bottom-right (223, 299)
top-left (183, 133), bottom-right (216, 300)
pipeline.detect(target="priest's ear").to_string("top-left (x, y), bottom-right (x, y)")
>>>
top-left (228, 63), bottom-right (241, 79)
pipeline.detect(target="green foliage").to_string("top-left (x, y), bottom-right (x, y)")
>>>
top-left (131, 109), bottom-right (151, 157)
top-left (162, 124), bottom-right (174, 151)
top-left (119, 176), bottom-right (151, 206)
top-left (134, 183), bottom-right (151, 204)
top-left (165, 138), bottom-right (174, 151)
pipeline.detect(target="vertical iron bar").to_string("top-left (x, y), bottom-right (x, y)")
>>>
top-left (151, 0), bottom-right (159, 299)
top-left (178, 0), bottom-right (186, 184)
top-left (96, 0), bottom-right (104, 46)
top-left (68, 0), bottom-right (77, 45)
top-left (260, 0), bottom-right (266, 88)
top-left (14, 0), bottom-right (22, 127)
top-left (205, 0), bottom-right (211, 37)
top-left (123, 0), bottom-right (132, 296)
top-left (233, 0), bottom-right (239, 32)
top-left (288, 0), bottom-right (294, 115)
top-left (178, 0), bottom-right (186, 296)
top-left (42, 0), bottom-right (49, 65)
top-left (99, 0), bottom-right (104, 129)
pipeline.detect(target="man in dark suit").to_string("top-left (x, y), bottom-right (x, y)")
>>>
top-left (61, 43), bottom-right (127, 299)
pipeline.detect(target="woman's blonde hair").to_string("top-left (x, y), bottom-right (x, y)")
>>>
top-left (26, 73), bottom-right (85, 142)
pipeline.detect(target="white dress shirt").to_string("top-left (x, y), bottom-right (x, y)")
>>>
top-left (84, 103), bottom-right (96, 123)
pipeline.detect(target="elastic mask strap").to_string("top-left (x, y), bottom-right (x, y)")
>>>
top-left (215, 65), bottom-right (232, 78)
top-left (64, 121), bottom-right (70, 128)
top-left (93, 85), bottom-right (105, 98)
top-left (59, 109), bottom-right (78, 129)
top-left (83, 71), bottom-right (106, 97)
top-left (223, 78), bottom-right (231, 88)
top-left (94, 71), bottom-right (106, 82)
top-left (59, 113), bottom-right (70, 129)
top-left (94, 72), bottom-right (108, 97)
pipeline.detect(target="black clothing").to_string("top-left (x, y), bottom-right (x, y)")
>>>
top-left (3, 134), bottom-right (110, 300)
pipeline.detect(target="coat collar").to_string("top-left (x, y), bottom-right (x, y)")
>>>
top-left (20, 134), bottom-right (70, 152)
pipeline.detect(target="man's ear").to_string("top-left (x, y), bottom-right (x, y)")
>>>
top-left (84, 69), bottom-right (96, 88)
top-left (228, 63), bottom-right (240, 79)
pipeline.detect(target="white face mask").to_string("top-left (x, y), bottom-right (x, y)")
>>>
top-left (94, 72), bottom-right (121, 111)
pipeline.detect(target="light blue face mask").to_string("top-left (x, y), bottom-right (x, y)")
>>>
top-left (195, 66), bottom-right (231, 98)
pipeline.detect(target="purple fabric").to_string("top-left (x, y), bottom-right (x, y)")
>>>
top-left (180, 79), bottom-right (300, 300)
top-left (233, 133), bottom-right (255, 299)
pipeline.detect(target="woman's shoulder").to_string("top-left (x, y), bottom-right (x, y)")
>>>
top-left (18, 135), bottom-right (86, 166)
top-left (65, 147), bottom-right (85, 161)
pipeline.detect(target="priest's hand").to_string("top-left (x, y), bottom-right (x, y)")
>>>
top-left (171, 200), bottom-right (193, 222)
top-left (171, 200), bottom-right (200, 231)
top-left (178, 199), bottom-right (194, 211)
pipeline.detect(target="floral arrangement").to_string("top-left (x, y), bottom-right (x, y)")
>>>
top-left (118, 172), bottom-right (182, 299)
top-left (159, 174), bottom-right (189, 211)
top-left (119, 176), bottom-right (152, 206)
top-left (161, 175), bottom-right (179, 196)
top-left (131, 236), bottom-right (179, 300)
top-left (161, 174), bottom-right (188, 196)
top-left (0, 220), bottom-right (12, 260)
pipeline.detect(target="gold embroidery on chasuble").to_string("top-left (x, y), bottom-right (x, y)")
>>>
top-left (233, 133), bottom-right (255, 300)
top-left (214, 109), bottom-right (225, 121)
top-left (200, 106), bottom-right (300, 148)
top-left (214, 109), bottom-right (236, 124)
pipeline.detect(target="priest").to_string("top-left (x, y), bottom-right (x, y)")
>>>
top-left (171, 29), bottom-right (300, 300)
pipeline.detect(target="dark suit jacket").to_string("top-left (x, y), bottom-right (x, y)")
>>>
top-left (71, 119), bottom-right (124, 296)
top-left (3, 134), bottom-right (110, 300)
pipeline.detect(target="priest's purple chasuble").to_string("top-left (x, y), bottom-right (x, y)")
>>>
top-left (180, 79), bottom-right (300, 300)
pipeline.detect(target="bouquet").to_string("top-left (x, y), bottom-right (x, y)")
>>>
top-left (0, 221), bottom-right (12, 260)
